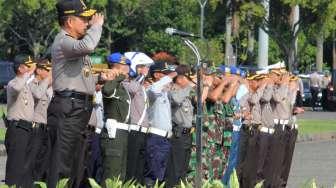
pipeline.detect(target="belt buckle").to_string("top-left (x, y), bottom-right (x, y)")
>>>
top-left (32, 122), bottom-right (36, 128)
top-left (140, 126), bottom-right (148, 134)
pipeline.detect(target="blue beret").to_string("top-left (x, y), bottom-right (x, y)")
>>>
top-left (107, 52), bottom-right (131, 65)
top-left (229, 65), bottom-right (240, 75)
top-left (240, 70), bottom-right (247, 77)
top-left (218, 65), bottom-right (230, 73)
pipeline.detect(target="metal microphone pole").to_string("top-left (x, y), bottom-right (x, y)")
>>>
top-left (182, 37), bottom-right (203, 188)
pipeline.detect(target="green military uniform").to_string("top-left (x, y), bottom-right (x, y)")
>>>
top-left (188, 100), bottom-right (233, 181)
top-left (100, 74), bottom-right (131, 182)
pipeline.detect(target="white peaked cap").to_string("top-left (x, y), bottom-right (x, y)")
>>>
top-left (266, 61), bottom-right (286, 70)
top-left (124, 52), bottom-right (154, 73)
top-left (256, 69), bottom-right (269, 75)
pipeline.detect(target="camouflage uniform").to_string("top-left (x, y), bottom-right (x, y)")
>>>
top-left (188, 100), bottom-right (233, 181)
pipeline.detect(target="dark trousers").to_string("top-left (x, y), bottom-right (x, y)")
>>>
top-left (322, 88), bottom-right (328, 110)
top-left (86, 131), bottom-right (103, 184)
top-left (256, 132), bottom-right (273, 184)
top-left (236, 125), bottom-right (249, 182)
top-left (126, 131), bottom-right (147, 184)
top-left (241, 126), bottom-right (259, 188)
top-left (281, 127), bottom-right (298, 187)
top-left (30, 124), bottom-right (50, 182)
top-left (5, 120), bottom-right (33, 187)
top-left (100, 129), bottom-right (129, 183)
top-left (47, 96), bottom-right (93, 188)
top-left (310, 87), bottom-right (319, 108)
top-left (144, 134), bottom-right (171, 186)
top-left (264, 125), bottom-right (287, 188)
top-left (165, 129), bottom-right (192, 188)
top-left (295, 91), bottom-right (303, 107)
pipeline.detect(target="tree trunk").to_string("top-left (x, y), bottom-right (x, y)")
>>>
top-left (332, 34), bottom-right (336, 89)
top-left (247, 29), bottom-right (254, 64)
top-left (225, 17), bottom-right (234, 65)
top-left (33, 42), bottom-right (40, 59)
top-left (316, 34), bottom-right (324, 72)
top-left (289, 5), bottom-right (299, 72)
top-left (107, 30), bottom-right (112, 54)
top-left (257, 0), bottom-right (269, 69)
top-left (288, 43), bottom-right (295, 72)
top-left (225, 0), bottom-right (234, 65)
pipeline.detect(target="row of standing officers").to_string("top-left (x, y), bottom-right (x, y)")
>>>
top-left (4, 0), bottom-right (304, 187)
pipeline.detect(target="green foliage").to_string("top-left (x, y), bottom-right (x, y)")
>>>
top-left (300, 178), bottom-right (317, 188)
top-left (268, 38), bottom-right (283, 65)
top-left (1, 176), bottom-right (330, 188)
top-left (297, 33), bottom-right (317, 72)
top-left (34, 178), bottom-right (69, 188)
top-left (254, 181), bottom-right (264, 188)
top-left (0, 0), bottom-right (335, 72)
top-left (34, 181), bottom-right (47, 188)
top-left (229, 169), bottom-right (239, 188)
top-left (56, 178), bottom-right (69, 188)
top-left (0, 0), bottom-right (58, 58)
top-left (88, 178), bottom-right (102, 188)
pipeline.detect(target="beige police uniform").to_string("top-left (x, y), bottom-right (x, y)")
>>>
top-left (47, 23), bottom-right (103, 188)
top-left (5, 74), bottom-right (35, 187)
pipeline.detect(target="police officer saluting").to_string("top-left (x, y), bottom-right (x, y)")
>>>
top-left (5, 56), bottom-right (36, 187)
top-left (145, 61), bottom-right (177, 186)
top-left (47, 0), bottom-right (104, 187)
top-left (165, 64), bottom-right (195, 187)
top-left (100, 53), bottom-right (131, 182)
top-left (124, 52), bottom-right (153, 184)
top-left (29, 60), bottom-right (53, 182)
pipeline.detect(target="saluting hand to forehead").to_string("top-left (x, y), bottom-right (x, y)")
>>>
top-left (89, 13), bottom-right (104, 26)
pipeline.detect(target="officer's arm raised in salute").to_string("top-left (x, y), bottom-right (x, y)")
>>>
top-left (30, 73), bottom-right (52, 100)
top-left (8, 65), bottom-right (35, 94)
top-left (149, 72), bottom-right (177, 94)
top-left (61, 13), bottom-right (104, 58)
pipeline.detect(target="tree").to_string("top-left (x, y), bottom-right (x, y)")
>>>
top-left (299, 0), bottom-right (336, 72)
top-left (0, 0), bottom-right (58, 59)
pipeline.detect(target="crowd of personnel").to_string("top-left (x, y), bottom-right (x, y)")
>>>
top-left (3, 0), bottom-right (305, 188)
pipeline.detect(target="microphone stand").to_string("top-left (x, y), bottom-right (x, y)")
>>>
top-left (182, 37), bottom-right (203, 188)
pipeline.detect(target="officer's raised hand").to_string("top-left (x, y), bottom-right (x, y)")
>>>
top-left (47, 70), bottom-right (53, 86)
top-left (89, 13), bottom-right (104, 27)
top-left (203, 75), bottom-right (214, 88)
top-left (27, 63), bottom-right (36, 76)
top-left (101, 69), bottom-right (119, 81)
top-left (167, 71), bottom-right (178, 79)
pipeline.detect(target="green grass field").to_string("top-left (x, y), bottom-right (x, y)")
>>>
top-left (298, 119), bottom-right (336, 135)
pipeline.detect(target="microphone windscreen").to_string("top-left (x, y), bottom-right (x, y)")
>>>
top-left (165, 28), bottom-right (175, 35)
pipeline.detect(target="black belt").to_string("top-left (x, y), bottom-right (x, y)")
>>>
top-left (9, 119), bottom-right (32, 131)
top-left (55, 90), bottom-right (93, 101)
top-left (172, 124), bottom-right (191, 137)
top-left (33, 122), bottom-right (47, 130)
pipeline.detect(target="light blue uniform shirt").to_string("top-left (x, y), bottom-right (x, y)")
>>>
top-left (147, 76), bottom-right (173, 132)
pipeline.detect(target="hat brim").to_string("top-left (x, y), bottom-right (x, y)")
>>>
top-left (187, 74), bottom-right (197, 80)
top-left (290, 76), bottom-right (298, 81)
top-left (161, 69), bottom-right (174, 74)
top-left (271, 70), bottom-right (282, 75)
top-left (247, 75), bottom-right (258, 80)
top-left (24, 62), bottom-right (36, 68)
top-left (37, 66), bottom-right (52, 71)
top-left (79, 9), bottom-right (96, 17)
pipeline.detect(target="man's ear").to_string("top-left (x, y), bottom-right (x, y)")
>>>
top-left (153, 72), bottom-right (159, 79)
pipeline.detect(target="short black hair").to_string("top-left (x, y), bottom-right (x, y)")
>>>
top-left (58, 16), bottom-right (70, 26)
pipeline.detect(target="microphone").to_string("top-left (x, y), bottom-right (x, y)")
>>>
top-left (165, 28), bottom-right (199, 38)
